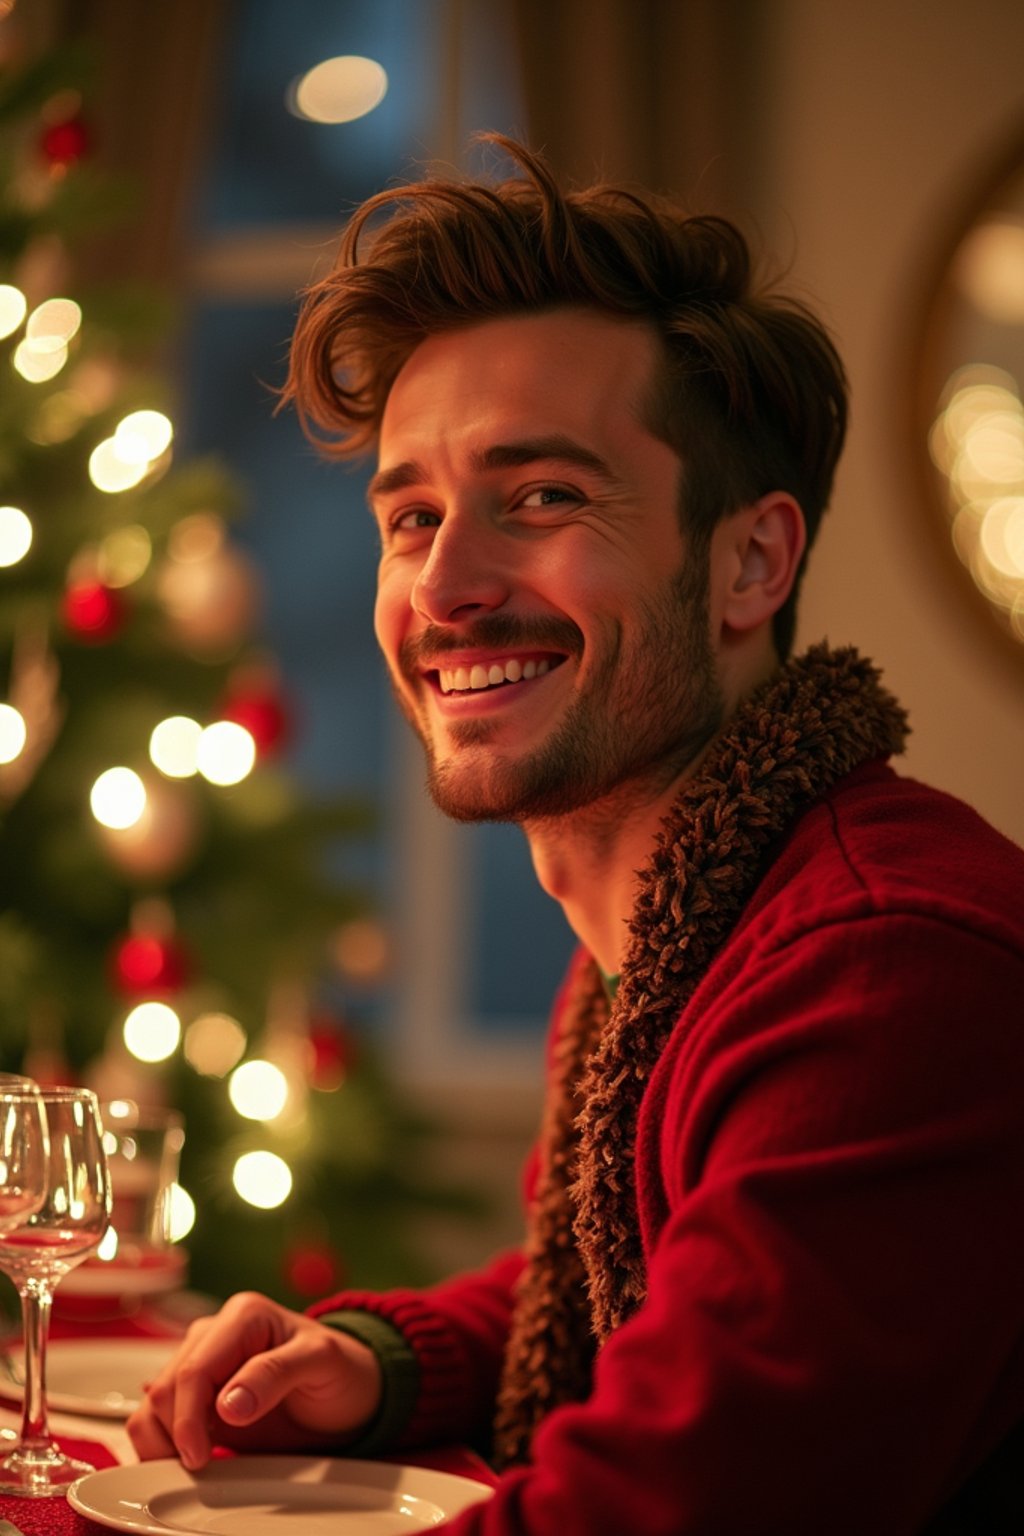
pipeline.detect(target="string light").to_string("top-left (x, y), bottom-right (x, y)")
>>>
top-left (123, 1000), bottom-right (181, 1063)
top-left (0, 505), bottom-right (32, 566)
top-left (196, 720), bottom-right (256, 786)
top-left (113, 409), bottom-right (173, 464)
top-left (232, 1149), bottom-right (292, 1209)
top-left (88, 436), bottom-right (149, 493)
top-left (167, 1182), bottom-right (195, 1241)
top-left (90, 766), bottom-right (147, 830)
top-left (98, 524), bottom-right (152, 588)
top-left (184, 1012), bottom-right (247, 1077)
top-left (0, 283), bottom-right (27, 340)
top-left (228, 1059), bottom-right (289, 1121)
top-left (0, 704), bottom-right (27, 764)
top-left (13, 337), bottom-right (68, 382)
top-left (25, 296), bottom-right (81, 351)
top-left (931, 365), bottom-right (1024, 627)
top-left (149, 716), bottom-right (202, 779)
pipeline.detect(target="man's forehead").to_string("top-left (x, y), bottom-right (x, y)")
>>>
top-left (375, 309), bottom-right (664, 473)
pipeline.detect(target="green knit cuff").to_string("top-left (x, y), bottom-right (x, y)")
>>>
top-left (319, 1308), bottom-right (420, 1456)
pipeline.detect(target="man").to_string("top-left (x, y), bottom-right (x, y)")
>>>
top-left (128, 138), bottom-right (1024, 1534)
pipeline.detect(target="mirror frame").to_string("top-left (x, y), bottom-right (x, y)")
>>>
top-left (908, 114), bottom-right (1024, 682)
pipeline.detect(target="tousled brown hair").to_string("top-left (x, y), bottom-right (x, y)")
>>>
top-left (283, 135), bottom-right (848, 658)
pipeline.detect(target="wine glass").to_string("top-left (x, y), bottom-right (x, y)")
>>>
top-left (0, 1080), bottom-right (46, 1444)
top-left (0, 1080), bottom-right (46, 1232)
top-left (0, 1086), bottom-right (110, 1497)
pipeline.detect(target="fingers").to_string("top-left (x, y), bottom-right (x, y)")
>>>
top-left (126, 1292), bottom-right (384, 1470)
top-left (127, 1292), bottom-right (292, 1469)
top-left (213, 1325), bottom-right (382, 1437)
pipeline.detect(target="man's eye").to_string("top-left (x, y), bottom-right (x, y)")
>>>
top-left (393, 509), bottom-right (441, 531)
top-left (519, 487), bottom-right (577, 508)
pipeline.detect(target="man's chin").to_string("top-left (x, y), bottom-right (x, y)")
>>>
top-left (424, 755), bottom-right (521, 824)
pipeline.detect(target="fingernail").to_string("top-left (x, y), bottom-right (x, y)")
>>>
top-left (179, 1440), bottom-right (204, 1472)
top-left (221, 1384), bottom-right (256, 1419)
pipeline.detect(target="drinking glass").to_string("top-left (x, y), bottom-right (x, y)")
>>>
top-left (0, 1082), bottom-right (46, 1235)
top-left (0, 1086), bottom-right (110, 1496)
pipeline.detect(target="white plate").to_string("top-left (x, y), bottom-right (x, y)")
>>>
top-left (0, 1338), bottom-right (178, 1418)
top-left (68, 1455), bottom-right (495, 1534)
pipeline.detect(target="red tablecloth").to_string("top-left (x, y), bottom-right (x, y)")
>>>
top-left (0, 1303), bottom-right (497, 1534)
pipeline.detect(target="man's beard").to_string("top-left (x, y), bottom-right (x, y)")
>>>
top-left (395, 545), bottom-right (724, 825)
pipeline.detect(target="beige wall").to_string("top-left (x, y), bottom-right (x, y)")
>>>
top-left (758, 0), bottom-right (1024, 843)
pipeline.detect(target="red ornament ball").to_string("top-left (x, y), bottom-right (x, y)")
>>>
top-left (63, 579), bottom-right (125, 642)
top-left (111, 932), bottom-right (191, 996)
top-left (219, 687), bottom-right (291, 755)
top-left (284, 1241), bottom-right (341, 1298)
top-left (308, 1021), bottom-right (355, 1091)
top-left (39, 114), bottom-right (91, 167)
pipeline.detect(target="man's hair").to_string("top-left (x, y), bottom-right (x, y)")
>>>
top-left (284, 135), bottom-right (848, 659)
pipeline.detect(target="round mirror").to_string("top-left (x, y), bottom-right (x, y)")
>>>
top-left (914, 121), bottom-right (1024, 662)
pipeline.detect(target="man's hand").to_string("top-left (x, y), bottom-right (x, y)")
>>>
top-left (126, 1291), bottom-right (383, 1470)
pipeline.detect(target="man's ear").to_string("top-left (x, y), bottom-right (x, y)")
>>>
top-left (718, 492), bottom-right (807, 635)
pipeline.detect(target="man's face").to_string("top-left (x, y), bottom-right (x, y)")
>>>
top-left (371, 308), bottom-right (725, 824)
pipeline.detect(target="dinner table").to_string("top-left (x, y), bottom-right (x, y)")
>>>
top-left (0, 1290), bottom-right (497, 1535)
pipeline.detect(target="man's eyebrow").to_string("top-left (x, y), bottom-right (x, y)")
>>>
top-left (470, 436), bottom-right (621, 483)
top-left (367, 436), bottom-right (624, 507)
top-left (367, 460), bottom-right (429, 504)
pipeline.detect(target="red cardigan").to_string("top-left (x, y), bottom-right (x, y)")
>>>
top-left (315, 763), bottom-right (1024, 1534)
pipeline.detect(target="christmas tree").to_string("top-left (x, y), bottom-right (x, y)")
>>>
top-left (0, 35), bottom-right (478, 1315)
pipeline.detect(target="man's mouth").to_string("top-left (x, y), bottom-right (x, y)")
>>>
top-left (433, 655), bottom-right (562, 695)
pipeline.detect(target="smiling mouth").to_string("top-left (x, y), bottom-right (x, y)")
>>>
top-left (433, 655), bottom-right (563, 695)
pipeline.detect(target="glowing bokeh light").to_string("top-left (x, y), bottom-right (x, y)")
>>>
top-left (0, 284), bottom-right (27, 340)
top-left (290, 55), bottom-right (387, 123)
top-left (228, 1059), bottom-right (289, 1121)
top-left (13, 337), bottom-right (68, 382)
top-left (167, 513), bottom-right (224, 563)
top-left (167, 1182), bottom-right (196, 1241)
top-left (98, 524), bottom-right (152, 588)
top-left (90, 766), bottom-right (147, 830)
top-left (232, 1149), bottom-right (293, 1209)
top-left (979, 497), bottom-right (1024, 579)
top-left (123, 1000), bottom-right (182, 1063)
top-left (88, 437), bottom-right (149, 493)
top-left (932, 366), bottom-right (1024, 641)
top-left (113, 409), bottom-right (173, 465)
top-left (184, 1012), bottom-right (247, 1077)
top-left (196, 721), bottom-right (256, 786)
top-left (0, 505), bottom-right (33, 567)
top-left (26, 297), bottom-right (82, 352)
top-left (149, 715), bottom-right (202, 779)
top-left (955, 219), bottom-right (1024, 325)
top-left (0, 704), bottom-right (27, 764)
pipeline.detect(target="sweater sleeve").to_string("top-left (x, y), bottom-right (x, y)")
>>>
top-left (308, 1246), bottom-right (526, 1450)
top-left (425, 912), bottom-right (1024, 1536)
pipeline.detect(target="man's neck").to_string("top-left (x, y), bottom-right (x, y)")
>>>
top-left (524, 641), bottom-right (782, 975)
top-left (523, 765), bottom-right (700, 976)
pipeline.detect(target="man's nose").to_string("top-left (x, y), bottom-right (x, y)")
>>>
top-left (410, 518), bottom-right (511, 625)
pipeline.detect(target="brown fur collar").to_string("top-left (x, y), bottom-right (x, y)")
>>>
top-left (492, 644), bottom-right (909, 1466)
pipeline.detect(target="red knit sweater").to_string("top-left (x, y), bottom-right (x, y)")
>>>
top-left (314, 763), bottom-right (1024, 1535)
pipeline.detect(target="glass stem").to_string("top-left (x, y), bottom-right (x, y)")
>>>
top-left (16, 1278), bottom-right (55, 1454)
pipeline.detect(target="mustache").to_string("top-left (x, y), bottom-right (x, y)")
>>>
top-left (400, 615), bottom-right (583, 676)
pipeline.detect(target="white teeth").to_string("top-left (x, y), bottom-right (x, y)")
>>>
top-left (438, 656), bottom-right (555, 694)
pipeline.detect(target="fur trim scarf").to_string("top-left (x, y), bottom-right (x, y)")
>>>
top-left (492, 643), bottom-right (909, 1467)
